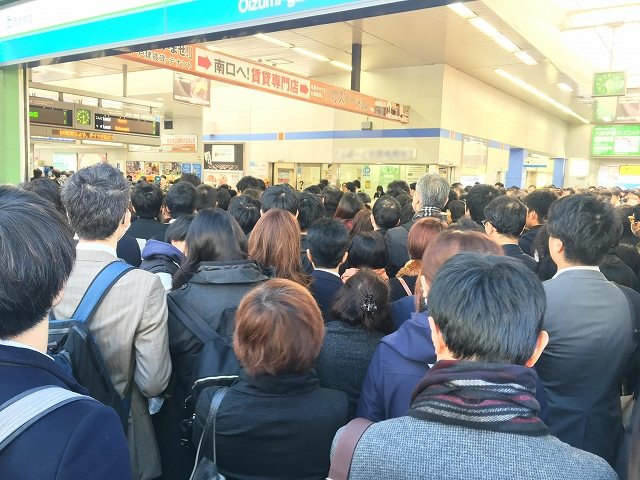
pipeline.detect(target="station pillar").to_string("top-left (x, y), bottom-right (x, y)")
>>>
top-left (552, 158), bottom-right (566, 188)
top-left (0, 66), bottom-right (27, 185)
top-left (506, 148), bottom-right (526, 188)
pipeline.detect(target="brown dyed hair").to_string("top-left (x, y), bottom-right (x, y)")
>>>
top-left (249, 209), bottom-right (311, 287)
top-left (397, 217), bottom-right (447, 278)
top-left (415, 230), bottom-right (502, 309)
top-left (349, 209), bottom-right (374, 238)
top-left (233, 279), bottom-right (324, 376)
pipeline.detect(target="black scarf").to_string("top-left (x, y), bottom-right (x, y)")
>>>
top-left (408, 360), bottom-right (548, 437)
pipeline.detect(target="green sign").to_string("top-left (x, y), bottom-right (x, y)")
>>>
top-left (593, 71), bottom-right (626, 97)
top-left (591, 125), bottom-right (640, 156)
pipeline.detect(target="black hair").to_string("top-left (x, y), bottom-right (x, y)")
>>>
top-left (449, 216), bottom-right (484, 232)
top-left (483, 195), bottom-right (527, 237)
top-left (304, 185), bottom-right (322, 195)
top-left (409, 182), bottom-right (417, 190)
top-left (236, 175), bottom-right (261, 193)
top-left (344, 182), bottom-right (357, 193)
top-left (372, 195), bottom-right (401, 230)
top-left (261, 184), bottom-right (299, 215)
top-left (228, 189), bottom-right (238, 199)
top-left (386, 180), bottom-right (410, 197)
top-left (306, 218), bottom-right (349, 269)
top-left (215, 187), bottom-right (231, 210)
top-left (523, 189), bottom-right (559, 223)
top-left (428, 252), bottom-right (546, 365)
top-left (61, 163), bottom-right (130, 240)
top-left (345, 231), bottom-right (387, 270)
top-left (495, 182), bottom-right (505, 188)
top-left (353, 180), bottom-right (361, 189)
top-left (318, 179), bottom-right (330, 189)
top-left (357, 191), bottom-right (371, 206)
top-left (166, 181), bottom-right (197, 218)
top-left (32, 168), bottom-right (43, 179)
top-left (330, 268), bottom-right (394, 334)
top-left (465, 184), bottom-right (502, 223)
top-left (334, 192), bottom-right (364, 220)
top-left (399, 203), bottom-right (415, 224)
top-left (395, 193), bottom-right (413, 208)
top-left (165, 214), bottom-right (194, 243)
top-left (176, 173), bottom-right (201, 186)
top-left (20, 178), bottom-right (65, 215)
top-left (321, 186), bottom-right (343, 217)
top-left (447, 199), bottom-right (466, 222)
top-left (531, 226), bottom-right (557, 281)
top-left (547, 194), bottom-right (622, 266)
top-left (0, 187), bottom-right (75, 338)
top-left (195, 184), bottom-right (218, 211)
top-left (172, 208), bottom-right (247, 289)
top-left (131, 182), bottom-right (163, 219)
top-left (297, 192), bottom-right (326, 232)
top-left (242, 188), bottom-right (262, 201)
top-left (228, 195), bottom-right (261, 235)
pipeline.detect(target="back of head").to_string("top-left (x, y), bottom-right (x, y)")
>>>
top-left (228, 195), bottom-right (261, 234)
top-left (421, 230), bottom-right (502, 285)
top-left (297, 192), bottom-right (326, 232)
top-left (407, 217), bottom-right (448, 261)
top-left (330, 268), bottom-right (393, 333)
top-left (483, 195), bottom-right (527, 237)
top-left (386, 180), bottom-right (410, 198)
top-left (372, 195), bottom-right (401, 230)
top-left (357, 191), bottom-right (371, 206)
top-left (261, 184), bottom-right (299, 215)
top-left (0, 187), bottom-right (75, 338)
top-left (131, 182), bottom-right (163, 219)
top-left (416, 173), bottom-right (450, 208)
top-left (449, 216), bottom-right (484, 233)
top-left (547, 193), bottom-right (621, 266)
top-left (234, 278), bottom-right (324, 376)
top-left (395, 193), bottom-right (413, 208)
top-left (334, 192), bottom-right (364, 220)
top-left (307, 218), bottom-right (350, 269)
top-left (466, 184), bottom-right (502, 223)
top-left (195, 184), bottom-right (218, 211)
top-left (321, 186), bottom-right (343, 217)
top-left (304, 185), bottom-right (322, 195)
top-left (61, 163), bottom-right (130, 240)
top-left (447, 199), bottom-right (466, 222)
top-left (428, 252), bottom-right (545, 365)
top-left (165, 214), bottom-right (194, 243)
top-left (216, 187), bottom-right (232, 210)
top-left (350, 209), bottom-right (374, 237)
top-left (318, 179), bottom-right (330, 189)
top-left (345, 182), bottom-right (356, 193)
top-left (236, 175), bottom-right (261, 193)
top-left (346, 231), bottom-right (387, 270)
top-left (172, 208), bottom-right (246, 289)
top-left (524, 189), bottom-right (559, 223)
top-left (167, 181), bottom-right (197, 217)
top-left (20, 178), bottom-right (65, 215)
top-left (242, 188), bottom-right (262, 201)
top-left (176, 173), bottom-right (201, 187)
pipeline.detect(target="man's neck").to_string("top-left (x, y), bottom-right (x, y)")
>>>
top-left (6, 319), bottom-right (48, 353)
top-left (493, 234), bottom-right (518, 246)
top-left (555, 259), bottom-right (587, 270)
top-left (78, 237), bottom-right (119, 251)
top-left (315, 266), bottom-right (340, 276)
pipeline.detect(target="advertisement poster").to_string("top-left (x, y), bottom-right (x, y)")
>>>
top-left (143, 162), bottom-right (160, 176)
top-left (591, 125), bottom-right (640, 156)
top-left (162, 162), bottom-right (183, 179)
top-left (161, 133), bottom-right (198, 152)
top-left (203, 169), bottom-right (244, 187)
top-left (173, 71), bottom-right (211, 106)
top-left (126, 161), bottom-right (141, 177)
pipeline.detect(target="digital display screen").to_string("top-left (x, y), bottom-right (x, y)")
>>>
top-left (94, 113), bottom-right (159, 136)
top-left (29, 105), bottom-right (73, 127)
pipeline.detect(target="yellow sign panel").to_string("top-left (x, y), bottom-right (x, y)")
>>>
top-left (620, 165), bottom-right (640, 176)
top-left (52, 129), bottom-right (116, 142)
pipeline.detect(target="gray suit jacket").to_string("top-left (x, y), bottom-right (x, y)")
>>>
top-left (53, 248), bottom-right (171, 480)
top-left (536, 268), bottom-right (637, 465)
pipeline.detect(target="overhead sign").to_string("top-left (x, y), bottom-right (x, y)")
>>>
top-left (173, 71), bottom-right (211, 106)
top-left (593, 71), bottom-right (626, 97)
top-left (0, 0), bottom-right (423, 66)
top-left (591, 125), bottom-right (640, 157)
top-left (51, 129), bottom-right (116, 141)
top-left (161, 134), bottom-right (197, 152)
top-left (124, 46), bottom-right (410, 123)
top-left (616, 96), bottom-right (640, 123)
top-left (620, 165), bottom-right (640, 176)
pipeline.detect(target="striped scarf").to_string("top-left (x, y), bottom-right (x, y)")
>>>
top-left (413, 206), bottom-right (445, 221)
top-left (408, 360), bottom-right (548, 437)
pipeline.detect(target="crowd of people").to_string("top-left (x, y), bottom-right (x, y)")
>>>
top-left (2, 165), bottom-right (640, 480)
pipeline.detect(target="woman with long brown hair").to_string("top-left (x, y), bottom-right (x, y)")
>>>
top-left (249, 209), bottom-right (312, 287)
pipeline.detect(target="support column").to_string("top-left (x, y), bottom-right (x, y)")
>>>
top-left (0, 66), bottom-right (27, 184)
top-left (552, 158), bottom-right (566, 188)
top-left (351, 43), bottom-right (362, 92)
top-left (506, 148), bottom-right (526, 188)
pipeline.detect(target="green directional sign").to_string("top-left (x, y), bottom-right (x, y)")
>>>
top-left (591, 125), bottom-right (640, 156)
top-left (593, 71), bottom-right (626, 97)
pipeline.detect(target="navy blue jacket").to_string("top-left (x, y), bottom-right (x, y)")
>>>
top-left (0, 344), bottom-right (131, 480)
top-left (310, 269), bottom-right (343, 320)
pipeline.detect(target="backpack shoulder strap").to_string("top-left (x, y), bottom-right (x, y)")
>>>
top-left (0, 386), bottom-right (91, 452)
top-left (72, 261), bottom-right (135, 323)
top-left (168, 290), bottom-right (220, 344)
top-left (327, 417), bottom-right (374, 480)
top-left (396, 276), bottom-right (413, 297)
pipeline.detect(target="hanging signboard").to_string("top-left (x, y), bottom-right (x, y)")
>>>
top-left (591, 125), bottom-right (640, 157)
top-left (161, 134), bottom-right (197, 153)
top-left (616, 96), bottom-right (640, 123)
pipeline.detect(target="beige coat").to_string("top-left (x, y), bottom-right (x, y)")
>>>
top-left (53, 248), bottom-right (171, 480)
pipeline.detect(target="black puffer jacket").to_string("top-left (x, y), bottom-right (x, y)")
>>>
top-left (156, 259), bottom-right (273, 479)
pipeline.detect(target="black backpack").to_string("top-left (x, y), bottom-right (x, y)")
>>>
top-left (48, 261), bottom-right (134, 430)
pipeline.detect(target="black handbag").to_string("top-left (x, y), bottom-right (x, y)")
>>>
top-left (190, 387), bottom-right (229, 480)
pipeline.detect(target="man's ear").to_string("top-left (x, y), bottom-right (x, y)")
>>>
top-left (428, 316), bottom-right (449, 359)
top-left (52, 288), bottom-right (65, 307)
top-left (525, 331), bottom-right (549, 367)
top-left (548, 235), bottom-right (564, 257)
top-left (484, 221), bottom-right (496, 237)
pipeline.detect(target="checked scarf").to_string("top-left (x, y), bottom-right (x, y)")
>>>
top-left (408, 360), bottom-right (548, 437)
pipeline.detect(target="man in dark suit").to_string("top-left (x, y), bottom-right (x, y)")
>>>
top-left (483, 195), bottom-right (537, 272)
top-left (535, 194), bottom-right (638, 466)
top-left (0, 187), bottom-right (130, 480)
top-left (519, 189), bottom-right (558, 257)
top-left (306, 218), bottom-right (349, 320)
top-left (128, 182), bottom-right (168, 246)
top-left (385, 173), bottom-right (449, 277)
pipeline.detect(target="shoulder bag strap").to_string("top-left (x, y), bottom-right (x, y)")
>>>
top-left (0, 386), bottom-right (91, 452)
top-left (72, 261), bottom-right (135, 324)
top-left (190, 387), bottom-right (229, 480)
top-left (327, 417), bottom-right (374, 480)
top-left (396, 276), bottom-right (413, 297)
top-left (168, 290), bottom-right (220, 344)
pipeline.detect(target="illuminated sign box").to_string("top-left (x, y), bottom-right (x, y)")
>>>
top-left (591, 125), bottom-right (640, 157)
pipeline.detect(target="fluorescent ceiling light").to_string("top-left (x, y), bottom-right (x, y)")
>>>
top-left (447, 2), bottom-right (476, 19)
top-left (82, 140), bottom-right (125, 147)
top-left (514, 51), bottom-right (538, 65)
top-left (254, 33), bottom-right (293, 48)
top-left (292, 47), bottom-right (330, 62)
top-left (557, 82), bottom-right (574, 92)
top-left (469, 17), bottom-right (519, 53)
top-left (565, 4), bottom-right (640, 30)
top-left (494, 68), bottom-right (590, 123)
top-left (205, 45), bottom-right (220, 52)
top-left (33, 65), bottom-right (76, 75)
top-left (330, 60), bottom-right (353, 71)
